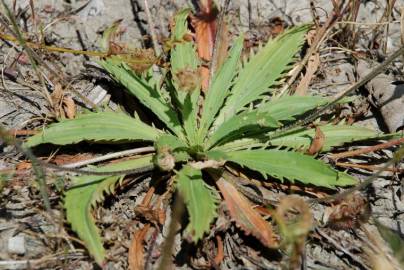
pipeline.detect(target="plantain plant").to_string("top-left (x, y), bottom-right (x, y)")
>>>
top-left (25, 9), bottom-right (389, 265)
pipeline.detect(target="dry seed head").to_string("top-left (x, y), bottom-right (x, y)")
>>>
top-left (175, 68), bottom-right (201, 92)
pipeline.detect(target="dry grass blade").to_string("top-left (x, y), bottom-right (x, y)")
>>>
top-left (295, 52), bottom-right (320, 96)
top-left (214, 172), bottom-right (279, 248)
top-left (128, 224), bottom-right (151, 270)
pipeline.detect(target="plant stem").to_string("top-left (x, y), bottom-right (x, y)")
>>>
top-left (330, 137), bottom-right (404, 160)
top-left (157, 194), bottom-right (184, 270)
top-left (62, 146), bottom-right (155, 168)
top-left (314, 145), bottom-right (404, 203)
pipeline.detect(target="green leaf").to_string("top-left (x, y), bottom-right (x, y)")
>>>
top-left (176, 165), bottom-right (219, 241)
top-left (210, 149), bottom-right (357, 188)
top-left (215, 25), bottom-right (309, 126)
top-left (25, 112), bottom-right (161, 147)
top-left (181, 90), bottom-right (200, 145)
top-left (64, 155), bottom-right (154, 265)
top-left (258, 95), bottom-right (329, 121)
top-left (170, 9), bottom-right (200, 144)
top-left (214, 124), bottom-right (382, 153)
top-left (198, 35), bottom-right (244, 142)
top-left (206, 110), bottom-right (280, 149)
top-left (100, 59), bottom-right (184, 139)
top-left (269, 124), bottom-right (380, 151)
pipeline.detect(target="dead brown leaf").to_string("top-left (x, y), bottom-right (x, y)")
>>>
top-left (269, 17), bottom-right (285, 36)
top-left (191, 0), bottom-right (228, 91)
top-left (52, 153), bottom-right (93, 166)
top-left (135, 205), bottom-right (166, 225)
top-left (213, 235), bottom-right (224, 266)
top-left (307, 126), bottom-right (325, 155)
top-left (141, 186), bottom-right (155, 206)
top-left (62, 95), bottom-right (76, 119)
top-left (51, 83), bottom-right (64, 117)
top-left (215, 173), bottom-right (279, 248)
top-left (128, 224), bottom-right (151, 270)
top-left (16, 161), bottom-right (32, 171)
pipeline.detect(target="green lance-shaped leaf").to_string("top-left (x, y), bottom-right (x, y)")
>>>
top-left (213, 123), bottom-right (382, 153)
top-left (64, 155), bottom-right (154, 265)
top-left (198, 35), bottom-right (244, 142)
top-left (215, 25), bottom-right (309, 126)
top-left (100, 59), bottom-right (184, 139)
top-left (176, 165), bottom-right (219, 241)
top-left (170, 9), bottom-right (200, 144)
top-left (206, 109), bottom-right (281, 149)
top-left (209, 149), bottom-right (357, 188)
top-left (258, 95), bottom-right (330, 121)
top-left (25, 112), bottom-right (161, 147)
top-left (269, 124), bottom-right (381, 151)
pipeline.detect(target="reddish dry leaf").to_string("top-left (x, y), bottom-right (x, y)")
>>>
top-left (52, 153), bottom-right (93, 166)
top-left (7, 129), bottom-right (38, 136)
top-left (213, 235), bottom-right (224, 266)
top-left (269, 17), bottom-right (285, 36)
top-left (135, 205), bottom-right (166, 225)
top-left (141, 186), bottom-right (155, 206)
top-left (16, 161), bottom-right (32, 171)
top-left (191, 0), bottom-right (228, 91)
top-left (136, 187), bottom-right (165, 225)
top-left (307, 126), bottom-right (325, 155)
top-left (128, 224), bottom-right (151, 270)
top-left (216, 175), bottom-right (279, 248)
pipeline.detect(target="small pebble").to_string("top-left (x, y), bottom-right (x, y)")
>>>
top-left (8, 235), bottom-right (26, 255)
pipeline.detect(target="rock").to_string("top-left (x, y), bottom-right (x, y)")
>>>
top-left (7, 236), bottom-right (26, 255)
top-left (357, 59), bottom-right (404, 132)
top-left (87, 85), bottom-right (109, 106)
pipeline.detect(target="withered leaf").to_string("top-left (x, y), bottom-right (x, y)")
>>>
top-left (307, 126), bottom-right (325, 155)
top-left (128, 224), bottom-right (151, 270)
top-left (191, 0), bottom-right (228, 91)
top-left (216, 174), bottom-right (278, 248)
top-left (62, 96), bottom-right (76, 119)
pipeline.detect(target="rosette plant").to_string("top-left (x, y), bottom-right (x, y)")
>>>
top-left (26, 9), bottom-right (386, 265)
